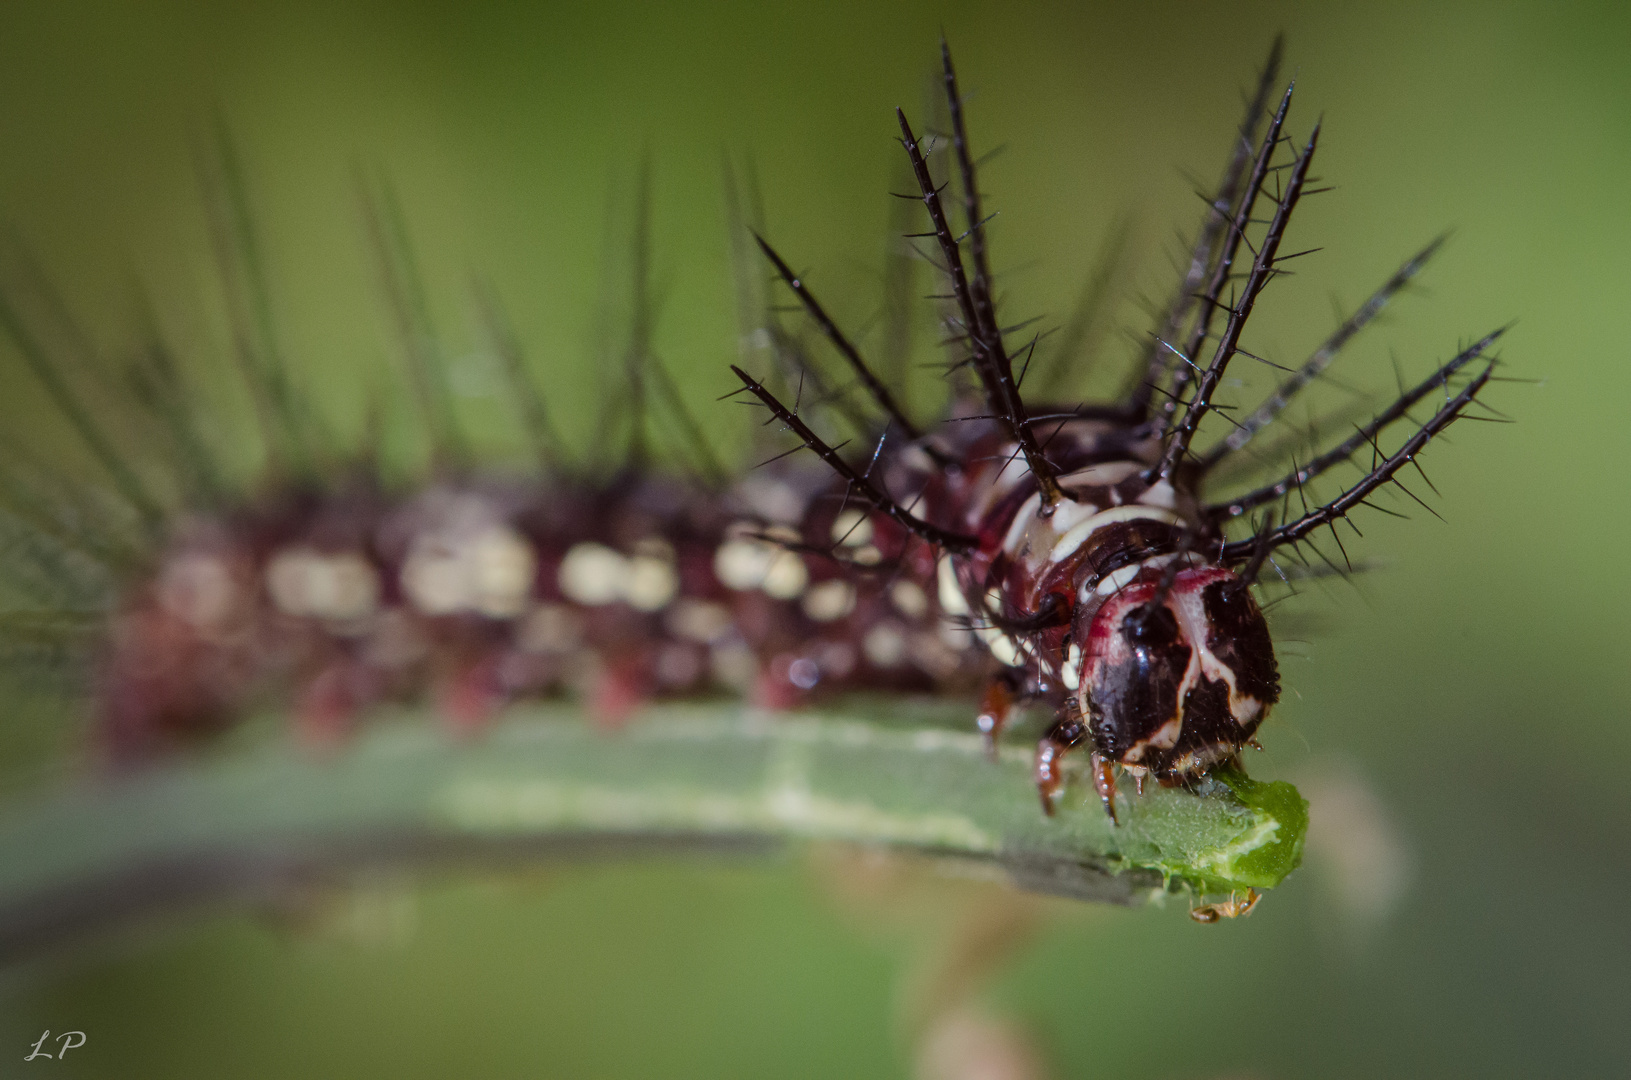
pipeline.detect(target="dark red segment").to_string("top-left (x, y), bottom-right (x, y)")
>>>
top-left (96, 470), bottom-right (986, 761)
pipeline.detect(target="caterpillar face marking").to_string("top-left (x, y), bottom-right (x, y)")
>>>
top-left (733, 38), bottom-right (1504, 819)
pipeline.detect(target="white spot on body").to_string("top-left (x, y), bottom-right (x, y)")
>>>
top-left (467, 528), bottom-right (537, 617)
top-left (1138, 480), bottom-right (1179, 511)
top-left (625, 555), bottom-right (679, 612)
top-left (557, 541), bottom-right (677, 612)
top-left (404, 524), bottom-right (537, 617)
top-left (850, 544), bottom-right (884, 566)
top-left (972, 588), bottom-right (1029, 669)
top-left (940, 620), bottom-right (976, 650)
top-left (268, 548), bottom-right (382, 623)
top-left (709, 640), bottom-right (759, 690)
top-left (1000, 493), bottom-right (1042, 556)
top-left (973, 622), bottom-right (1024, 668)
top-left (665, 599), bottom-right (733, 643)
top-left (713, 538), bottom-right (809, 599)
top-left (802, 579), bottom-right (856, 622)
top-left (864, 623), bottom-right (907, 668)
top-left (556, 542), bottom-right (627, 606)
top-left (830, 509), bottom-right (873, 548)
top-left (1062, 642), bottom-right (1083, 690)
top-left (1089, 563), bottom-right (1143, 599)
top-left (760, 551), bottom-right (809, 599)
top-left (889, 580), bottom-right (929, 620)
top-left (161, 553), bottom-right (241, 630)
top-left (404, 552), bottom-right (467, 614)
top-left (735, 477), bottom-right (806, 524)
top-left (896, 443), bottom-right (939, 473)
top-left (1056, 461), bottom-right (1143, 488)
top-left (1043, 495), bottom-right (1103, 538)
top-left (1004, 490), bottom-right (1107, 576)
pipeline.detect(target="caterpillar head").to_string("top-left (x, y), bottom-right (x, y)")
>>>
top-left (1076, 566), bottom-right (1279, 780)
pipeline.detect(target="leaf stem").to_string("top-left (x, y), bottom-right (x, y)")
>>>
top-left (0, 704), bottom-right (1306, 962)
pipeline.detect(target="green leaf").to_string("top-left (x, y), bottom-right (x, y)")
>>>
top-left (0, 703), bottom-right (1306, 960)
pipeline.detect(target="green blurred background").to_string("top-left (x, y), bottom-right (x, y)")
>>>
top-left (1, 0), bottom-right (1628, 1076)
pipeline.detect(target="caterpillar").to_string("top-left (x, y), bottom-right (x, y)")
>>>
top-left (730, 39), bottom-right (1504, 819)
top-left (0, 40), bottom-right (1502, 834)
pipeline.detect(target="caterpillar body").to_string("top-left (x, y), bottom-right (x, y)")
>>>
top-left (96, 469), bottom-right (976, 758)
top-left (0, 161), bottom-right (983, 763)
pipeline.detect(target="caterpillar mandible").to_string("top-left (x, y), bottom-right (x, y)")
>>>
top-left (732, 39), bottom-right (1503, 819)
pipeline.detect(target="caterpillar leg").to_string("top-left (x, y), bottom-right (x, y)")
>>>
top-left (1089, 754), bottom-right (1118, 824)
top-left (975, 671), bottom-right (1021, 760)
top-left (1033, 714), bottom-right (1088, 818)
